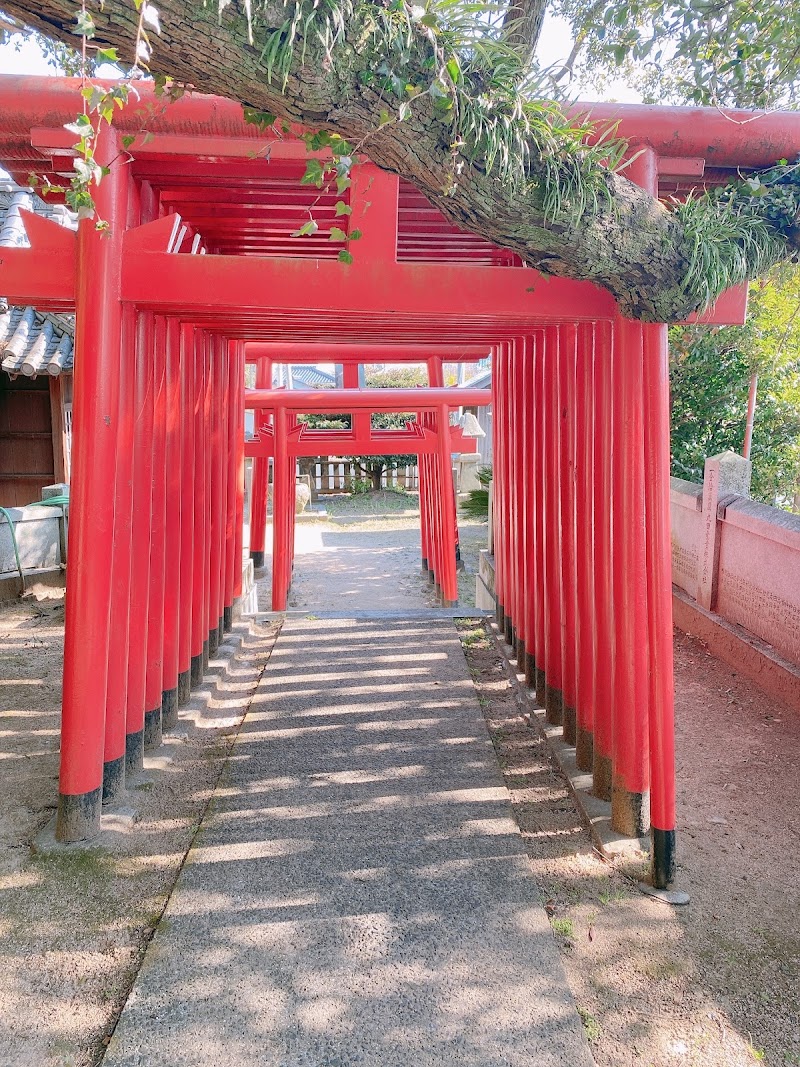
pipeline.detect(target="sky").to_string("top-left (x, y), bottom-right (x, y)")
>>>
top-left (0, 13), bottom-right (642, 101)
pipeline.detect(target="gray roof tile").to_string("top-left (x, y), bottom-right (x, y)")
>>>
top-left (0, 182), bottom-right (74, 378)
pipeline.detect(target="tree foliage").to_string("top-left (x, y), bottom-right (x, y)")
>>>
top-left (670, 267), bottom-right (800, 507)
top-left (553, 0), bottom-right (800, 108)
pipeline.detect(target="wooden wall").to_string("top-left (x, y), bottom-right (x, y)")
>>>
top-left (0, 374), bottom-right (55, 506)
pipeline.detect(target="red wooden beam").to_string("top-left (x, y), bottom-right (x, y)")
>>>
top-left (245, 342), bottom-right (489, 362)
top-left (244, 387), bottom-right (491, 410)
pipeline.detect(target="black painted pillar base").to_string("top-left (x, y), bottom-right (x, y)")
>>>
top-left (651, 827), bottom-right (676, 889)
top-left (421, 557), bottom-right (429, 572)
top-left (102, 754), bottom-right (126, 806)
top-left (496, 601), bottom-right (504, 631)
top-left (524, 653), bottom-right (536, 690)
top-left (575, 725), bottom-right (594, 773)
top-left (515, 636), bottom-right (526, 671)
top-left (217, 617), bottom-right (225, 645)
top-left (250, 550), bottom-right (265, 568)
top-left (535, 668), bottom-right (546, 708)
top-left (442, 598), bottom-right (457, 609)
top-left (562, 703), bottom-right (577, 746)
top-left (592, 750), bottom-right (612, 802)
top-left (178, 668), bottom-right (191, 706)
top-left (161, 687), bottom-right (179, 731)
top-left (223, 606), bottom-right (233, 632)
top-left (190, 653), bottom-right (204, 688)
top-left (612, 782), bottom-right (650, 838)
top-left (504, 618), bottom-right (514, 647)
top-left (427, 569), bottom-right (436, 585)
top-left (125, 729), bottom-right (144, 779)
top-left (144, 706), bottom-right (162, 751)
top-left (56, 786), bottom-right (102, 843)
top-left (544, 685), bottom-right (563, 726)
top-left (202, 638), bottom-right (209, 672)
top-left (208, 626), bottom-right (219, 656)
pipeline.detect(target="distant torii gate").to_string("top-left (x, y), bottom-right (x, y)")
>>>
top-left (3, 76), bottom-right (800, 889)
top-left (243, 343), bottom-right (490, 608)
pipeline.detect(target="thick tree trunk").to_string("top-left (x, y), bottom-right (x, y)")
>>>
top-left (3, 0), bottom-right (797, 320)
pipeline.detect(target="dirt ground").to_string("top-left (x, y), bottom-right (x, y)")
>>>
top-left (1, 505), bottom-right (798, 1066)
top-left (459, 620), bottom-right (800, 1067)
top-left (0, 597), bottom-right (280, 1067)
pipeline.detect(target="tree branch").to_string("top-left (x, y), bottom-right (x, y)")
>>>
top-left (2, 0), bottom-right (799, 321)
top-left (501, 0), bottom-right (548, 70)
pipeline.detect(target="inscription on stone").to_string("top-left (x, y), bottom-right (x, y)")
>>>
top-left (719, 571), bottom-right (800, 660)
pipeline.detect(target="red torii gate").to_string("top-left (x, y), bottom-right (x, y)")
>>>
top-left (244, 384), bottom-right (491, 609)
top-left (3, 76), bottom-right (799, 890)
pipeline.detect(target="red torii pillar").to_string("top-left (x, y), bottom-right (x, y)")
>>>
top-left (57, 125), bottom-right (127, 838)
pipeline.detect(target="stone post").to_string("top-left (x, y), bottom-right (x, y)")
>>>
top-left (41, 483), bottom-right (69, 564)
top-left (697, 450), bottom-right (752, 611)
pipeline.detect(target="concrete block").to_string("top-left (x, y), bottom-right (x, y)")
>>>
top-left (0, 506), bottom-right (61, 577)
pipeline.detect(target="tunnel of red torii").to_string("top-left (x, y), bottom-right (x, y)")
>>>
top-left (3, 75), bottom-right (800, 888)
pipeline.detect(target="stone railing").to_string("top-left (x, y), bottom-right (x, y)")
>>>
top-left (670, 450), bottom-right (800, 706)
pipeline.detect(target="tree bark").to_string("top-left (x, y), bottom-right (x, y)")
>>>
top-left (3, 0), bottom-right (797, 320)
top-left (502, 0), bottom-right (548, 70)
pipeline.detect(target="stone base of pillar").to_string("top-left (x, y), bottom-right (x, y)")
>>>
top-left (562, 703), bottom-right (577, 745)
top-left (575, 725), bottom-right (594, 772)
top-left (55, 787), bottom-right (102, 843)
top-left (612, 781), bottom-right (650, 837)
top-left (592, 750), bottom-right (612, 801)
top-left (535, 668), bottom-right (546, 707)
top-left (545, 685), bottom-right (563, 726)
top-left (144, 706), bottom-right (162, 750)
top-left (125, 729), bottom-right (144, 779)
top-left (651, 827), bottom-right (677, 889)
top-left (161, 687), bottom-right (179, 731)
top-left (102, 754), bottom-right (126, 806)
top-left (190, 653), bottom-right (204, 688)
top-left (178, 668), bottom-right (191, 705)
top-left (250, 550), bottom-right (265, 569)
top-left (524, 653), bottom-right (536, 690)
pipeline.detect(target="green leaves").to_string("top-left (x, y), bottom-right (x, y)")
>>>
top-left (291, 219), bottom-right (319, 237)
top-left (73, 8), bottom-right (95, 38)
top-left (337, 249), bottom-right (354, 264)
top-left (329, 226), bottom-right (348, 241)
top-left (242, 107), bottom-right (277, 129)
top-left (334, 200), bottom-right (352, 216)
top-left (301, 159), bottom-right (327, 188)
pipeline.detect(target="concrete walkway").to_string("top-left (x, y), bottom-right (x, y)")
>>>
top-left (105, 617), bottom-right (594, 1067)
